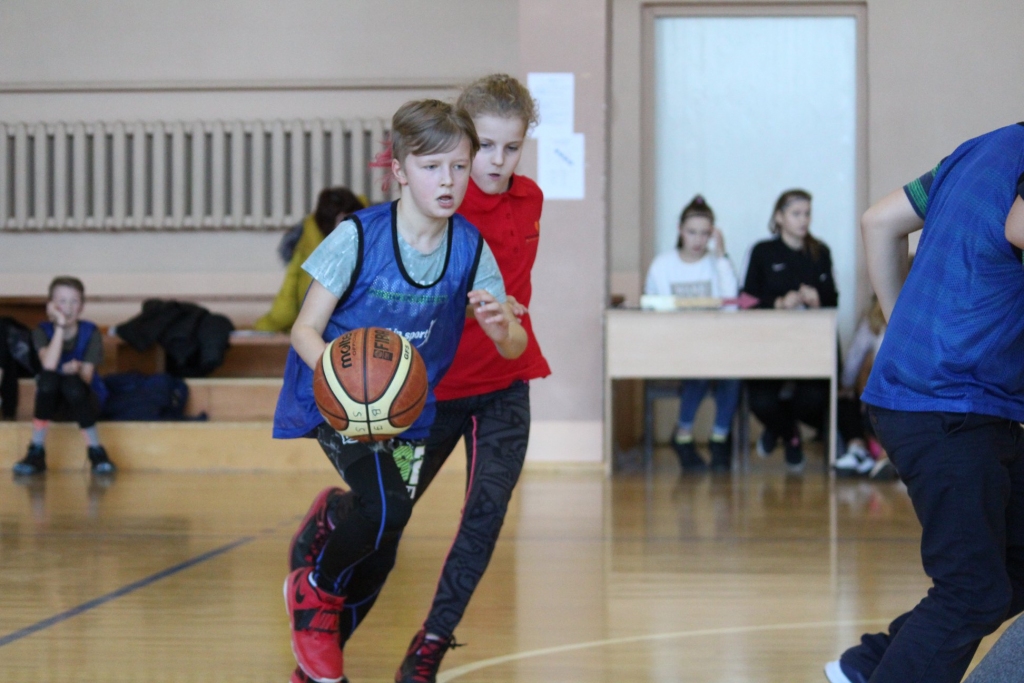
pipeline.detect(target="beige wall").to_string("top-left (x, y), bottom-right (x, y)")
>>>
top-left (0, 0), bottom-right (609, 461)
top-left (0, 0), bottom-right (519, 307)
top-left (9, 0), bottom-right (1017, 462)
top-left (516, 0), bottom-right (608, 460)
top-left (610, 0), bottom-right (1024, 313)
top-left (0, 1), bottom-right (518, 84)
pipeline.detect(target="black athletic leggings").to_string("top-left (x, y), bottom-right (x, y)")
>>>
top-left (332, 381), bottom-right (531, 643)
top-left (313, 425), bottom-right (414, 596)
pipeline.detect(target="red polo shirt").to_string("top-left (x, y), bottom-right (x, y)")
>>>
top-left (434, 174), bottom-right (551, 400)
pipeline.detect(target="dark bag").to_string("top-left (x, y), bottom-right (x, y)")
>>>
top-left (0, 317), bottom-right (40, 418)
top-left (100, 372), bottom-right (190, 421)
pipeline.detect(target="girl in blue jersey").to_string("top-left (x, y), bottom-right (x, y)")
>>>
top-left (825, 123), bottom-right (1024, 683)
top-left (276, 99), bottom-right (526, 683)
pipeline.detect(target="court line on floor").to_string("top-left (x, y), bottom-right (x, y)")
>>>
top-left (0, 535), bottom-right (255, 649)
top-left (437, 618), bottom-right (891, 682)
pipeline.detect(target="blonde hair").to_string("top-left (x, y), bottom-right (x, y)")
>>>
top-left (456, 74), bottom-right (539, 131)
top-left (391, 99), bottom-right (480, 164)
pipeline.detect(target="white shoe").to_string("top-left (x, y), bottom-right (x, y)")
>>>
top-left (834, 445), bottom-right (873, 476)
top-left (824, 661), bottom-right (851, 683)
top-left (824, 660), bottom-right (866, 683)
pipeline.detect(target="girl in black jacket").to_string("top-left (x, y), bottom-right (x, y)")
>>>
top-left (743, 189), bottom-right (837, 473)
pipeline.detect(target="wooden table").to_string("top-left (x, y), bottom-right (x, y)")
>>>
top-left (604, 308), bottom-right (838, 471)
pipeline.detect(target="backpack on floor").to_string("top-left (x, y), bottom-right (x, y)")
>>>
top-left (100, 372), bottom-right (189, 421)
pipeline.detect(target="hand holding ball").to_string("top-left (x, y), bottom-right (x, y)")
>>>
top-left (313, 327), bottom-right (428, 443)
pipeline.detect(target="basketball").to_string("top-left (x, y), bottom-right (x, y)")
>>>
top-left (313, 327), bottom-right (429, 442)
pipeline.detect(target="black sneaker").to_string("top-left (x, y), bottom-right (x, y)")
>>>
top-left (13, 444), bottom-right (46, 476)
top-left (784, 437), bottom-right (805, 474)
top-left (87, 446), bottom-right (116, 474)
top-left (708, 438), bottom-right (731, 472)
top-left (756, 429), bottom-right (778, 458)
top-left (395, 629), bottom-right (462, 683)
top-left (672, 440), bottom-right (708, 473)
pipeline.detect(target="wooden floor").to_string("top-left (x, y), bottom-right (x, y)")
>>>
top-left (0, 447), bottom-right (1011, 682)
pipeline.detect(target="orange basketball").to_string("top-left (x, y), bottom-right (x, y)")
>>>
top-left (313, 327), bottom-right (428, 443)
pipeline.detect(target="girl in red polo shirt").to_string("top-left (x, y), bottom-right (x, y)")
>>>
top-left (393, 73), bottom-right (550, 683)
top-left (285, 75), bottom-right (549, 683)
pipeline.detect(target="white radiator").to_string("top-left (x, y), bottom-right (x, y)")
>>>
top-left (0, 118), bottom-right (396, 231)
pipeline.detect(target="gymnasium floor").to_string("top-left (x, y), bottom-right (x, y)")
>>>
top-left (0, 448), bottom-right (1009, 682)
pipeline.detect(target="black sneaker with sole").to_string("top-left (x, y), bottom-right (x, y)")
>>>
top-left (87, 446), bottom-right (116, 474)
top-left (870, 457), bottom-right (899, 481)
top-left (672, 440), bottom-right (708, 473)
top-left (784, 437), bottom-right (805, 473)
top-left (395, 629), bottom-right (462, 683)
top-left (708, 438), bottom-right (731, 472)
top-left (13, 444), bottom-right (46, 476)
top-left (756, 429), bottom-right (778, 458)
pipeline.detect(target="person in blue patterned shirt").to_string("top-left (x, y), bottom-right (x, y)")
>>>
top-left (825, 123), bottom-right (1024, 683)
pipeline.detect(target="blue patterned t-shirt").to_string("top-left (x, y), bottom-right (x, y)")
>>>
top-left (861, 123), bottom-right (1024, 420)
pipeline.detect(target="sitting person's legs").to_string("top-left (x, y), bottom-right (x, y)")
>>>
top-left (748, 380), bottom-right (793, 448)
top-left (673, 380), bottom-right (711, 471)
top-left (57, 372), bottom-right (114, 473)
top-left (13, 371), bottom-right (62, 474)
top-left (792, 379), bottom-right (829, 435)
top-left (708, 380), bottom-right (741, 470)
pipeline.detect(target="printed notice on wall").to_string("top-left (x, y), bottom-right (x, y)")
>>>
top-left (528, 72), bottom-right (584, 200)
top-left (537, 133), bottom-right (585, 200)
top-left (527, 72), bottom-right (575, 138)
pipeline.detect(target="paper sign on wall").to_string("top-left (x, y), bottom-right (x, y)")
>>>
top-left (527, 72), bottom-right (585, 200)
top-left (538, 133), bottom-right (585, 200)
top-left (527, 72), bottom-right (575, 138)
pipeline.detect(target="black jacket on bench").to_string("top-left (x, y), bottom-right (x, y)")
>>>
top-left (116, 300), bottom-right (234, 377)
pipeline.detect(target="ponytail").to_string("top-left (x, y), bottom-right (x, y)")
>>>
top-left (676, 194), bottom-right (715, 250)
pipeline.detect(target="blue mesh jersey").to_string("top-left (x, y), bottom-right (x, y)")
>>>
top-left (862, 123), bottom-right (1024, 420)
top-left (39, 320), bottom-right (109, 408)
top-left (273, 201), bottom-right (484, 440)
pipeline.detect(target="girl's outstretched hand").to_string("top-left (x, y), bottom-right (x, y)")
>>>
top-left (467, 290), bottom-right (527, 359)
top-left (468, 289), bottom-right (510, 343)
top-left (505, 295), bottom-right (528, 321)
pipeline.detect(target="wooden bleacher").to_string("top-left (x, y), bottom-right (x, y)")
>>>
top-left (0, 296), bottom-right (333, 472)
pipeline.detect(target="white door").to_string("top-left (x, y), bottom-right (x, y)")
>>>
top-left (653, 15), bottom-right (858, 340)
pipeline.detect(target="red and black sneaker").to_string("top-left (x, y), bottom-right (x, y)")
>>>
top-left (284, 566), bottom-right (346, 683)
top-left (395, 629), bottom-right (462, 683)
top-left (289, 666), bottom-right (348, 683)
top-left (290, 487), bottom-right (344, 571)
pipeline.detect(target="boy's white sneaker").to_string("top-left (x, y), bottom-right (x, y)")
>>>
top-left (824, 660), bottom-right (868, 683)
